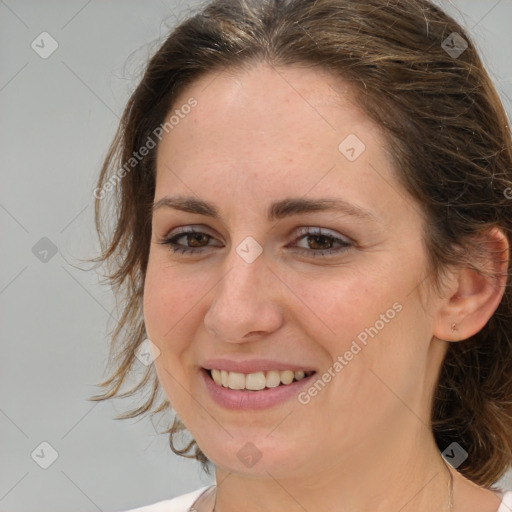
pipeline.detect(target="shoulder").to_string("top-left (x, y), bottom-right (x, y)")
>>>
top-left (119, 485), bottom-right (213, 512)
top-left (497, 490), bottom-right (512, 512)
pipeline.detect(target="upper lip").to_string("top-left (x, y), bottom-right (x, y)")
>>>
top-left (201, 358), bottom-right (317, 374)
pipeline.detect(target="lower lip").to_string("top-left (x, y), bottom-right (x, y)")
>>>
top-left (200, 368), bottom-right (317, 410)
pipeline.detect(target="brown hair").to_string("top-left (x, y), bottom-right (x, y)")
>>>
top-left (90, 0), bottom-right (512, 486)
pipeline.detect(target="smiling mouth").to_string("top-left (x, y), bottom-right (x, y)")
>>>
top-left (204, 368), bottom-right (316, 391)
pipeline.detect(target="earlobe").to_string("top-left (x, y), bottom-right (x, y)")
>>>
top-left (433, 227), bottom-right (509, 342)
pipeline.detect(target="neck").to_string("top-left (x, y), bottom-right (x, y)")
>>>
top-left (212, 424), bottom-right (453, 512)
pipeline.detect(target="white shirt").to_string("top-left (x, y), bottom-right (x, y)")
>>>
top-left (121, 485), bottom-right (213, 512)
top-left (121, 486), bottom-right (512, 512)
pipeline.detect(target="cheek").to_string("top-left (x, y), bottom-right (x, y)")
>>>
top-left (142, 259), bottom-right (199, 355)
top-left (282, 265), bottom-right (400, 345)
top-left (287, 263), bottom-right (426, 390)
top-left (143, 260), bottom-right (200, 414)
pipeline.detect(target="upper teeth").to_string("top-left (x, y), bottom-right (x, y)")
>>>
top-left (210, 369), bottom-right (309, 390)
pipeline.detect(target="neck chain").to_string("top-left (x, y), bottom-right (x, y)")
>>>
top-left (209, 464), bottom-right (454, 512)
top-left (446, 459), bottom-right (455, 512)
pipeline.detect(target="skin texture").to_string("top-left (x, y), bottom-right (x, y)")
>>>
top-left (143, 63), bottom-right (508, 512)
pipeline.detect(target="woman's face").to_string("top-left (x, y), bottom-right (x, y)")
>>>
top-left (143, 63), bottom-right (448, 478)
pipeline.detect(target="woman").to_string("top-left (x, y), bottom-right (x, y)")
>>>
top-left (90, 0), bottom-right (512, 511)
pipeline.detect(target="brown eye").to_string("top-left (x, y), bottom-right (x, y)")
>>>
top-left (159, 228), bottom-right (222, 255)
top-left (305, 234), bottom-right (335, 250)
top-left (186, 232), bottom-right (210, 247)
top-left (292, 227), bottom-right (352, 257)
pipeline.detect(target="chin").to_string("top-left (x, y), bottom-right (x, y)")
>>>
top-left (202, 438), bottom-right (307, 478)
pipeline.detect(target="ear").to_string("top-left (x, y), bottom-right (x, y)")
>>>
top-left (433, 227), bottom-right (509, 342)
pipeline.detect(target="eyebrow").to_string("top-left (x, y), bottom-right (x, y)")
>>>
top-left (152, 195), bottom-right (378, 223)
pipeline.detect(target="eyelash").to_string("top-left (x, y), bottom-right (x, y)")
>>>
top-left (158, 227), bottom-right (352, 257)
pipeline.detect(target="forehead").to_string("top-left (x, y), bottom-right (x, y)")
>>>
top-left (158, 63), bottom-right (378, 158)
top-left (159, 64), bottom-right (383, 160)
top-left (153, 63), bottom-right (406, 225)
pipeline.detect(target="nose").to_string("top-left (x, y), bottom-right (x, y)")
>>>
top-left (203, 244), bottom-right (283, 343)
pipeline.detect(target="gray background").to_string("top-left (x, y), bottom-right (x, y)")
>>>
top-left (1, 1), bottom-right (511, 511)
